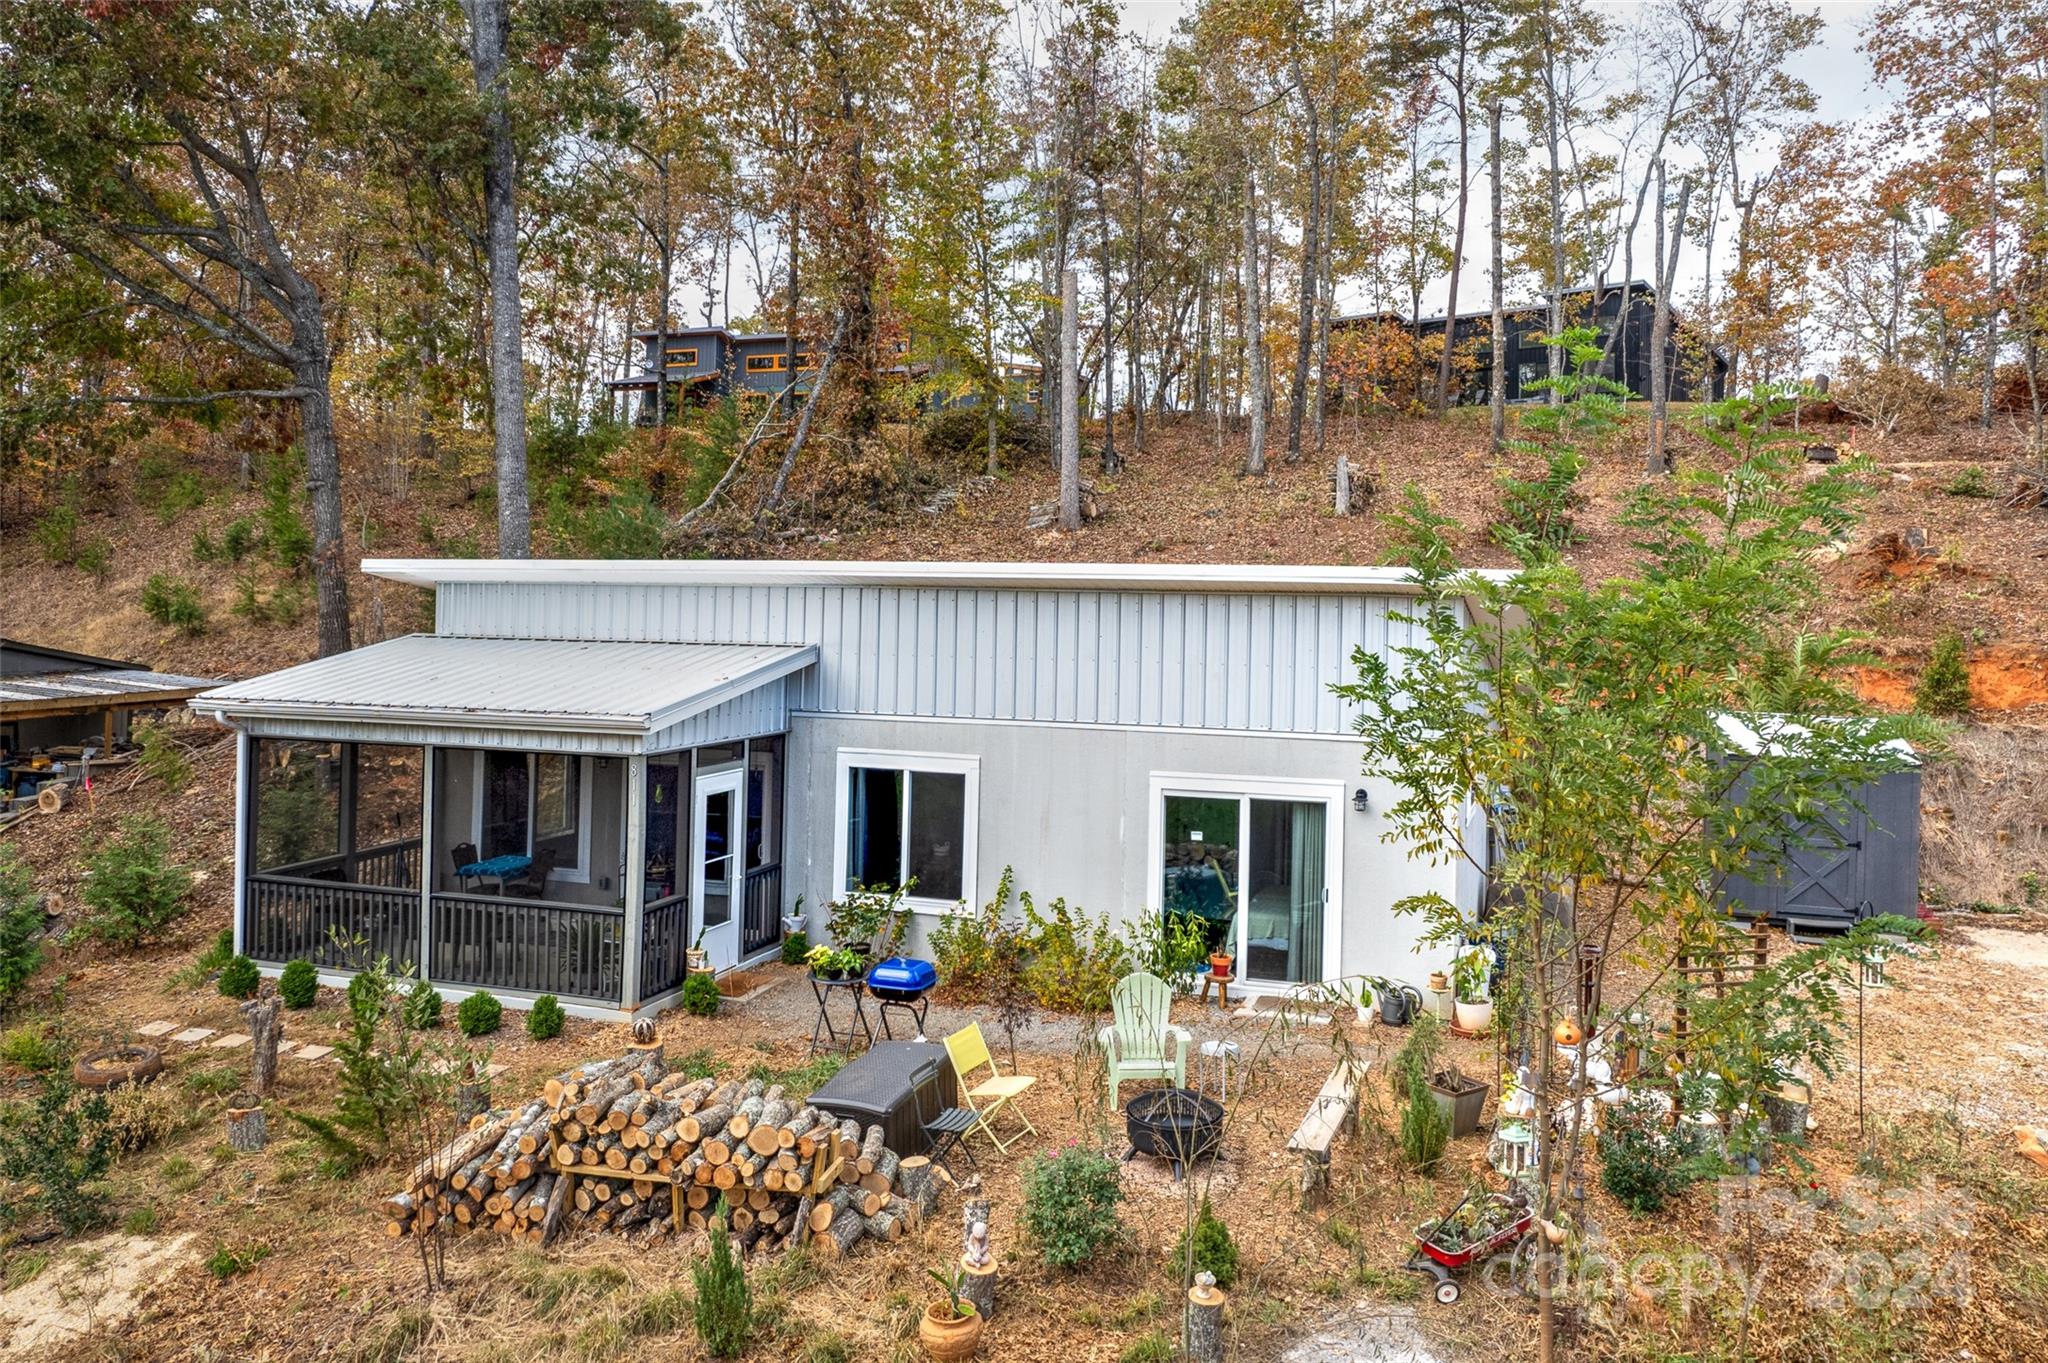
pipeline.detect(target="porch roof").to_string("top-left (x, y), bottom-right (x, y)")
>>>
top-left (196, 634), bottom-right (816, 751)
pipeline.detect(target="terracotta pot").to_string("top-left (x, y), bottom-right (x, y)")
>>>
top-left (1208, 954), bottom-right (1235, 978)
top-left (919, 1301), bottom-right (982, 1361)
top-left (1427, 971), bottom-right (1449, 992)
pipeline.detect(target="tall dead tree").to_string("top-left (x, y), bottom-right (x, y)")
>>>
top-left (463, 0), bottom-right (531, 557)
top-left (1241, 162), bottom-right (1268, 477)
top-left (1059, 268), bottom-right (1081, 531)
top-left (1646, 161), bottom-right (1693, 475)
top-left (1488, 100), bottom-right (1507, 450)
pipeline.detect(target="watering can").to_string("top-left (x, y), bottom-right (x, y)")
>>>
top-left (1378, 982), bottom-right (1424, 1026)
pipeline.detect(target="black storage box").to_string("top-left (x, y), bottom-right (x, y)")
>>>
top-left (807, 1041), bottom-right (958, 1159)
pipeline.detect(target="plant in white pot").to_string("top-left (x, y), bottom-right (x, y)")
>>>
top-left (1452, 944), bottom-right (1493, 1034)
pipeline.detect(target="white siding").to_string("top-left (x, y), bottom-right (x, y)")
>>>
top-left (435, 582), bottom-right (1437, 737)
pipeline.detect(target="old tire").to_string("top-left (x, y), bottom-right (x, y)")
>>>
top-left (73, 1043), bottom-right (165, 1091)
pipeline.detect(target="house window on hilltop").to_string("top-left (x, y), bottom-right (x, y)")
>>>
top-left (746, 353), bottom-right (787, 373)
top-left (664, 347), bottom-right (699, 367)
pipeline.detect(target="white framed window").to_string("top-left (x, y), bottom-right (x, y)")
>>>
top-left (472, 751), bottom-right (594, 883)
top-left (832, 748), bottom-right (978, 912)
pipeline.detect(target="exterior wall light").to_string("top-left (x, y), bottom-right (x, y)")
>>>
top-left (1352, 788), bottom-right (1370, 813)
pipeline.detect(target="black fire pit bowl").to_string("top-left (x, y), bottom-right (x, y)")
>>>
top-left (1124, 1086), bottom-right (1224, 1179)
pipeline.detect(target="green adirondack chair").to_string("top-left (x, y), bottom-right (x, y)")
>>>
top-left (1097, 971), bottom-right (1192, 1108)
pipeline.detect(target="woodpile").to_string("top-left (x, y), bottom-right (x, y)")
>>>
top-left (380, 1048), bottom-right (942, 1258)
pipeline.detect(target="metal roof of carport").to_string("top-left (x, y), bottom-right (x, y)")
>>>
top-left (194, 635), bottom-right (817, 753)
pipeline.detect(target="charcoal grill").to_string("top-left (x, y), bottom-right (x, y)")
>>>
top-left (865, 956), bottom-right (938, 1039)
top-left (1124, 1086), bottom-right (1224, 1180)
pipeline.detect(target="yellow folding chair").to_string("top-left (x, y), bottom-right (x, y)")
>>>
top-left (943, 1022), bottom-right (1039, 1153)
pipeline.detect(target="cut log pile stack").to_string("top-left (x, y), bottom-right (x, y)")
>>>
top-left (380, 1048), bottom-right (943, 1257)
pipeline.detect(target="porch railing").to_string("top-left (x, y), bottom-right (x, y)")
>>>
top-left (244, 874), bottom-right (422, 974)
top-left (741, 863), bottom-right (783, 957)
top-left (640, 896), bottom-right (691, 1000)
top-left (262, 837), bottom-right (421, 890)
top-left (429, 892), bottom-right (625, 1005)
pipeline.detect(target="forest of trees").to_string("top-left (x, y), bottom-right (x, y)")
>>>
top-left (3, 0), bottom-right (2046, 654)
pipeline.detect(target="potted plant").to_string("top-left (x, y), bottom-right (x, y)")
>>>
top-left (1425, 1062), bottom-right (1491, 1139)
top-left (805, 944), bottom-right (841, 980)
top-left (827, 883), bottom-right (911, 960)
top-left (1452, 944), bottom-right (1493, 1034)
top-left (686, 927), bottom-right (709, 974)
top-left (919, 1266), bottom-right (983, 1360)
top-left (1208, 947), bottom-right (1235, 977)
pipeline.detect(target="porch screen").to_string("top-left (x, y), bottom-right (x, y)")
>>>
top-left (252, 739), bottom-right (341, 874)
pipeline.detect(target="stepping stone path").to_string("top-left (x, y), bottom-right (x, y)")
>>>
top-left (132, 1020), bottom-right (337, 1062)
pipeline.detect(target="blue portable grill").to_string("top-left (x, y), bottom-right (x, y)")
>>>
top-left (865, 956), bottom-right (938, 1039)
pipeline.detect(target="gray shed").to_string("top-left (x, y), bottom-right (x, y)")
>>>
top-left (1713, 715), bottom-right (1922, 933)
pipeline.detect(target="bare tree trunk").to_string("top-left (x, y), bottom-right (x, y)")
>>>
top-left (465, 0), bottom-right (530, 557)
top-left (1097, 187), bottom-right (1121, 476)
top-left (1980, 26), bottom-right (2003, 430)
top-left (1242, 165), bottom-right (1268, 477)
top-left (1488, 102), bottom-right (1507, 451)
top-left (1543, 35), bottom-right (1566, 405)
top-left (1647, 163), bottom-right (1693, 475)
top-left (1314, 133), bottom-right (1338, 453)
top-left (1060, 269), bottom-right (1081, 531)
top-left (1435, 93), bottom-right (1470, 413)
top-left (758, 311), bottom-right (847, 519)
top-left (297, 355), bottom-right (354, 657)
top-left (1286, 62), bottom-right (1320, 462)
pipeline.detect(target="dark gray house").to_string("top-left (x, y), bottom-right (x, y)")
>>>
top-left (1334, 283), bottom-right (1728, 405)
top-left (607, 326), bottom-right (817, 420)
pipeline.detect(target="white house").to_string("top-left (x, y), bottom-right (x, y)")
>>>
top-left (198, 559), bottom-right (1495, 1019)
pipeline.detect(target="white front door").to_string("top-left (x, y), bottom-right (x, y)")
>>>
top-left (692, 769), bottom-right (743, 974)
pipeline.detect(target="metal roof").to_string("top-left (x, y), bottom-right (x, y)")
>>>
top-left (363, 558), bottom-right (1510, 595)
top-left (1, 665), bottom-right (216, 717)
top-left (196, 635), bottom-right (818, 737)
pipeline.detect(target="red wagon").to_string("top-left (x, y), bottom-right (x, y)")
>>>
top-left (1404, 1188), bottom-right (1536, 1304)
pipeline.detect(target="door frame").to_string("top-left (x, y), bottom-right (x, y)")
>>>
top-left (1145, 772), bottom-right (1345, 991)
top-left (692, 767), bottom-right (744, 973)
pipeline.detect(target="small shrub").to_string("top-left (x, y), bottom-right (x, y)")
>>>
top-left (682, 972), bottom-right (720, 1017)
top-left (34, 500), bottom-right (81, 563)
top-left (0, 1069), bottom-right (115, 1234)
top-left (76, 816), bottom-right (191, 948)
top-left (0, 1022), bottom-right (64, 1072)
top-left (1600, 1092), bottom-right (1718, 1214)
top-left (217, 955), bottom-right (260, 999)
top-left (104, 1083), bottom-right (191, 1155)
top-left (133, 724), bottom-right (191, 791)
top-left (780, 931), bottom-right (810, 966)
top-left (1915, 633), bottom-right (1973, 717)
top-left (1173, 1196), bottom-right (1240, 1288)
top-left (456, 991), bottom-right (503, 1037)
top-left (140, 574), bottom-right (205, 635)
top-left (1940, 465), bottom-right (1992, 498)
top-left (278, 960), bottom-right (319, 1009)
top-left (260, 451), bottom-right (313, 571)
top-left (801, 1332), bottom-right (852, 1363)
top-left (205, 1242), bottom-right (271, 1279)
top-left (527, 994), bottom-right (565, 1040)
top-left (1020, 1144), bottom-right (1124, 1269)
top-left (1119, 1332), bottom-right (1174, 1363)
top-left (196, 515), bottom-right (261, 563)
top-left (1399, 1069), bottom-right (1449, 1172)
top-left (123, 1204), bottom-right (160, 1235)
top-left (74, 538), bottom-right (112, 581)
top-left (0, 846), bottom-right (46, 1011)
top-left (542, 478), bottom-right (670, 559)
top-left (929, 867), bottom-right (1018, 999)
top-left (1019, 891), bottom-right (1128, 1012)
top-left (403, 979), bottom-right (443, 1030)
top-left (693, 1201), bottom-right (752, 1358)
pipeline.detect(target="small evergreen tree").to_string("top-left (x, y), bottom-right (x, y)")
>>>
top-left (278, 959), bottom-right (319, 1008)
top-left (693, 1200), bottom-right (752, 1358)
top-left (217, 954), bottom-right (260, 999)
top-left (76, 816), bottom-right (191, 947)
top-left (526, 994), bottom-right (565, 1040)
top-left (1399, 1069), bottom-right (1449, 1172)
top-left (682, 972), bottom-right (720, 1017)
top-left (1173, 1196), bottom-right (1239, 1288)
top-left (1915, 633), bottom-right (1972, 717)
top-left (0, 847), bottom-right (46, 1012)
top-left (456, 991), bottom-right (502, 1037)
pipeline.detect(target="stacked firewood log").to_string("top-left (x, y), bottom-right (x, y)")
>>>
top-left (379, 1048), bottom-right (943, 1257)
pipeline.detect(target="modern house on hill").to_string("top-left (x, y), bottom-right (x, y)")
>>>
top-left (1333, 282), bottom-right (1728, 405)
top-left (198, 559), bottom-right (1494, 1019)
top-left (606, 326), bottom-right (818, 419)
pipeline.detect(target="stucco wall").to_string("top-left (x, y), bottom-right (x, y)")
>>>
top-left (784, 713), bottom-right (1460, 996)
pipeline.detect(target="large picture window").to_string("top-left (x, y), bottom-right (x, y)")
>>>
top-left (477, 751), bottom-right (590, 880)
top-left (834, 750), bottom-right (977, 907)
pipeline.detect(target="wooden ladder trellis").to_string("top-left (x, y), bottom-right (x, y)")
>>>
top-left (1669, 918), bottom-right (1771, 1069)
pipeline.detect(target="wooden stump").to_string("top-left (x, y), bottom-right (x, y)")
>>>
top-left (226, 1100), bottom-right (267, 1152)
top-left (896, 1155), bottom-right (938, 1217)
top-left (1186, 1273), bottom-right (1226, 1363)
top-left (240, 994), bottom-right (281, 1098)
top-left (959, 1255), bottom-right (998, 1321)
top-left (455, 1078), bottom-right (492, 1125)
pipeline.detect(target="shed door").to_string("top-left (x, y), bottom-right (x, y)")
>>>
top-left (1780, 807), bottom-right (1865, 921)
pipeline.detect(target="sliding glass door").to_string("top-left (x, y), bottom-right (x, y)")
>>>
top-left (1156, 781), bottom-right (1338, 988)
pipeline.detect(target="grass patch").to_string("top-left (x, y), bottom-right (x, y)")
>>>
top-left (623, 1286), bottom-right (690, 1336)
top-left (160, 1154), bottom-right (202, 1194)
top-left (0, 1021), bottom-right (64, 1072)
top-left (510, 1252), bottom-right (630, 1320)
top-left (205, 1242), bottom-right (271, 1279)
top-left (673, 1047), bottom-right (721, 1080)
top-left (802, 1333), bottom-right (853, 1363)
top-left (182, 1064), bottom-right (243, 1100)
top-left (1113, 1288), bottom-right (1163, 1329)
top-left (355, 1308), bottom-right (431, 1363)
top-left (4, 1251), bottom-right (50, 1290)
top-left (1349, 1263), bottom-right (1424, 1301)
top-left (1119, 1332), bottom-right (1174, 1363)
top-left (122, 1204), bottom-right (160, 1235)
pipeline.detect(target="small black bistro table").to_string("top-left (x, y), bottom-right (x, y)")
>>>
top-left (807, 973), bottom-right (874, 1057)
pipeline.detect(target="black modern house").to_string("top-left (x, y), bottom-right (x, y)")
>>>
top-left (1333, 282), bottom-right (1728, 405)
top-left (605, 326), bottom-right (818, 421)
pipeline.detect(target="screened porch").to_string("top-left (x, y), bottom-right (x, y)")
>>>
top-left (208, 635), bottom-right (814, 1014)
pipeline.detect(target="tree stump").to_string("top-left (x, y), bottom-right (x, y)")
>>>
top-left (1186, 1272), bottom-right (1227, 1363)
top-left (960, 1254), bottom-right (998, 1321)
top-left (896, 1155), bottom-right (938, 1217)
top-left (240, 993), bottom-right (281, 1098)
top-left (226, 1096), bottom-right (267, 1152)
top-left (455, 1077), bottom-right (492, 1125)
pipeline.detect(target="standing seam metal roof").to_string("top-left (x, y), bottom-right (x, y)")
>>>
top-left (195, 635), bottom-right (817, 734)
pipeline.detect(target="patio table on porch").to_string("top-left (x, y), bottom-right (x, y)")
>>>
top-left (455, 853), bottom-right (531, 894)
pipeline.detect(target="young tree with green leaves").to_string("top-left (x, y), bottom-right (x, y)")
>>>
top-left (1338, 365), bottom-right (1922, 1363)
